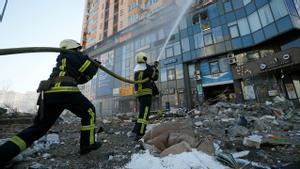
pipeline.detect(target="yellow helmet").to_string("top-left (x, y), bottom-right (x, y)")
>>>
top-left (59, 39), bottom-right (82, 50)
top-left (136, 52), bottom-right (147, 63)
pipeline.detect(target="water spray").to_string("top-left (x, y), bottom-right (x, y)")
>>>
top-left (156, 0), bottom-right (195, 62)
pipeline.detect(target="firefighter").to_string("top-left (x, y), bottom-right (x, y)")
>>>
top-left (0, 39), bottom-right (101, 167)
top-left (131, 52), bottom-right (159, 141)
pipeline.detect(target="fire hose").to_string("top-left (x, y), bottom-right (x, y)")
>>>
top-left (0, 47), bottom-right (149, 84)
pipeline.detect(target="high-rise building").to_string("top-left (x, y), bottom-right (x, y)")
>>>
top-left (81, 0), bottom-right (171, 49)
top-left (82, 0), bottom-right (300, 116)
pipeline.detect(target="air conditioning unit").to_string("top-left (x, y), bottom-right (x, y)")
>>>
top-left (228, 53), bottom-right (236, 65)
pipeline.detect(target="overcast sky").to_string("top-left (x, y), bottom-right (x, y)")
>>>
top-left (0, 0), bottom-right (85, 93)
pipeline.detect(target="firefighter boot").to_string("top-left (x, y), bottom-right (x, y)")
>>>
top-left (79, 142), bottom-right (102, 155)
top-left (0, 141), bottom-right (21, 167)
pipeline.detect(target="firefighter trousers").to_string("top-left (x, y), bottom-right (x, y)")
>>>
top-left (132, 95), bottom-right (152, 136)
top-left (0, 92), bottom-right (96, 165)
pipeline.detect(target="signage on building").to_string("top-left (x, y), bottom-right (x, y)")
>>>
top-left (119, 32), bottom-right (132, 43)
top-left (163, 58), bottom-right (177, 65)
top-left (260, 54), bottom-right (292, 71)
top-left (119, 86), bottom-right (134, 96)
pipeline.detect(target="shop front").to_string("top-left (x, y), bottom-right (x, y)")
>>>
top-left (232, 48), bottom-right (300, 106)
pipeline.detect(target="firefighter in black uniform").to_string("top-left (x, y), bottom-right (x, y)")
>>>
top-left (132, 52), bottom-right (159, 141)
top-left (0, 39), bottom-right (101, 167)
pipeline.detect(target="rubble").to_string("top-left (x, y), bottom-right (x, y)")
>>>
top-left (0, 96), bottom-right (299, 168)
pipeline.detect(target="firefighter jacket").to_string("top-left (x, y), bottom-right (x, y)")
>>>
top-left (134, 63), bottom-right (159, 97)
top-left (45, 52), bottom-right (98, 93)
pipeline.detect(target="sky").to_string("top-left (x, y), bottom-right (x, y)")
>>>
top-left (0, 0), bottom-right (85, 93)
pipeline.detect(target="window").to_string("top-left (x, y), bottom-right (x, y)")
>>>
top-left (294, 0), bottom-right (300, 16)
top-left (247, 51), bottom-right (260, 61)
top-left (173, 42), bottom-right (181, 55)
top-left (166, 47), bottom-right (173, 58)
top-left (270, 0), bottom-right (288, 20)
top-left (208, 4), bottom-right (219, 19)
top-left (219, 57), bottom-right (230, 72)
top-left (176, 64), bottom-right (183, 79)
top-left (243, 0), bottom-right (251, 5)
top-left (179, 18), bottom-right (187, 30)
top-left (158, 29), bottom-right (165, 40)
top-left (204, 33), bottom-right (213, 45)
top-left (167, 68), bottom-right (176, 80)
top-left (232, 0), bottom-right (243, 9)
top-left (286, 0), bottom-right (300, 16)
top-left (237, 18), bottom-right (250, 36)
top-left (212, 26), bottom-right (224, 43)
top-left (194, 33), bottom-right (204, 49)
top-left (200, 10), bottom-right (210, 30)
top-left (188, 64), bottom-right (195, 78)
top-left (248, 12), bottom-right (261, 32)
top-left (181, 38), bottom-right (190, 52)
top-left (160, 68), bottom-right (167, 82)
top-left (258, 4), bottom-right (274, 27)
top-left (224, 0), bottom-right (233, 12)
top-left (228, 21), bottom-right (239, 38)
top-left (210, 61), bottom-right (220, 74)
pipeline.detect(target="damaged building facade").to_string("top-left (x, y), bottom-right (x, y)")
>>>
top-left (81, 0), bottom-right (300, 115)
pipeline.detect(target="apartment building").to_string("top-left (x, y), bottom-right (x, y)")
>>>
top-left (81, 0), bottom-right (169, 48)
top-left (82, 0), bottom-right (300, 116)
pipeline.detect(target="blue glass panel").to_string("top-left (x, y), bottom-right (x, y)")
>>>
top-left (208, 3), bottom-right (219, 19)
top-left (187, 15), bottom-right (193, 26)
top-left (197, 48), bottom-right (205, 58)
top-left (220, 15), bottom-right (226, 24)
top-left (222, 25), bottom-right (231, 40)
top-left (210, 17), bottom-right (220, 27)
top-left (245, 1), bottom-right (256, 15)
top-left (189, 36), bottom-right (195, 50)
top-left (188, 27), bottom-right (194, 36)
top-left (232, 0), bottom-right (244, 10)
top-left (276, 16), bottom-right (293, 33)
top-left (285, 0), bottom-right (299, 16)
top-left (215, 42), bottom-right (226, 54)
top-left (235, 8), bottom-right (246, 19)
top-left (241, 34), bottom-right (254, 47)
top-left (193, 24), bottom-right (201, 33)
top-left (191, 50), bottom-right (197, 59)
top-left (226, 12), bottom-right (236, 22)
top-left (176, 54), bottom-right (183, 64)
top-left (205, 45), bottom-right (216, 56)
top-left (263, 23), bottom-right (278, 39)
top-left (253, 30), bottom-right (265, 43)
top-left (255, 0), bottom-right (268, 8)
top-left (180, 29), bottom-right (188, 38)
top-left (200, 61), bottom-right (210, 75)
top-left (182, 52), bottom-right (191, 62)
top-left (232, 38), bottom-right (243, 49)
top-left (225, 40), bottom-right (232, 51)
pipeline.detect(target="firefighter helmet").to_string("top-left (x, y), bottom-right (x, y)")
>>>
top-left (59, 39), bottom-right (82, 50)
top-left (136, 52), bottom-right (147, 63)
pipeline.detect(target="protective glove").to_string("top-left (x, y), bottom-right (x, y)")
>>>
top-left (154, 61), bottom-right (159, 68)
top-left (93, 59), bottom-right (101, 65)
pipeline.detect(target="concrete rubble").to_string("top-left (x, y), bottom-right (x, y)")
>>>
top-left (0, 96), bottom-right (299, 168)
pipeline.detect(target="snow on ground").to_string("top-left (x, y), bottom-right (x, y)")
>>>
top-left (124, 149), bottom-right (227, 169)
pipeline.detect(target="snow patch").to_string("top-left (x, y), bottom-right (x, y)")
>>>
top-left (124, 150), bottom-right (226, 169)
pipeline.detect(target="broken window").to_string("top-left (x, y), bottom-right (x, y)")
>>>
top-left (200, 10), bottom-right (210, 30)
